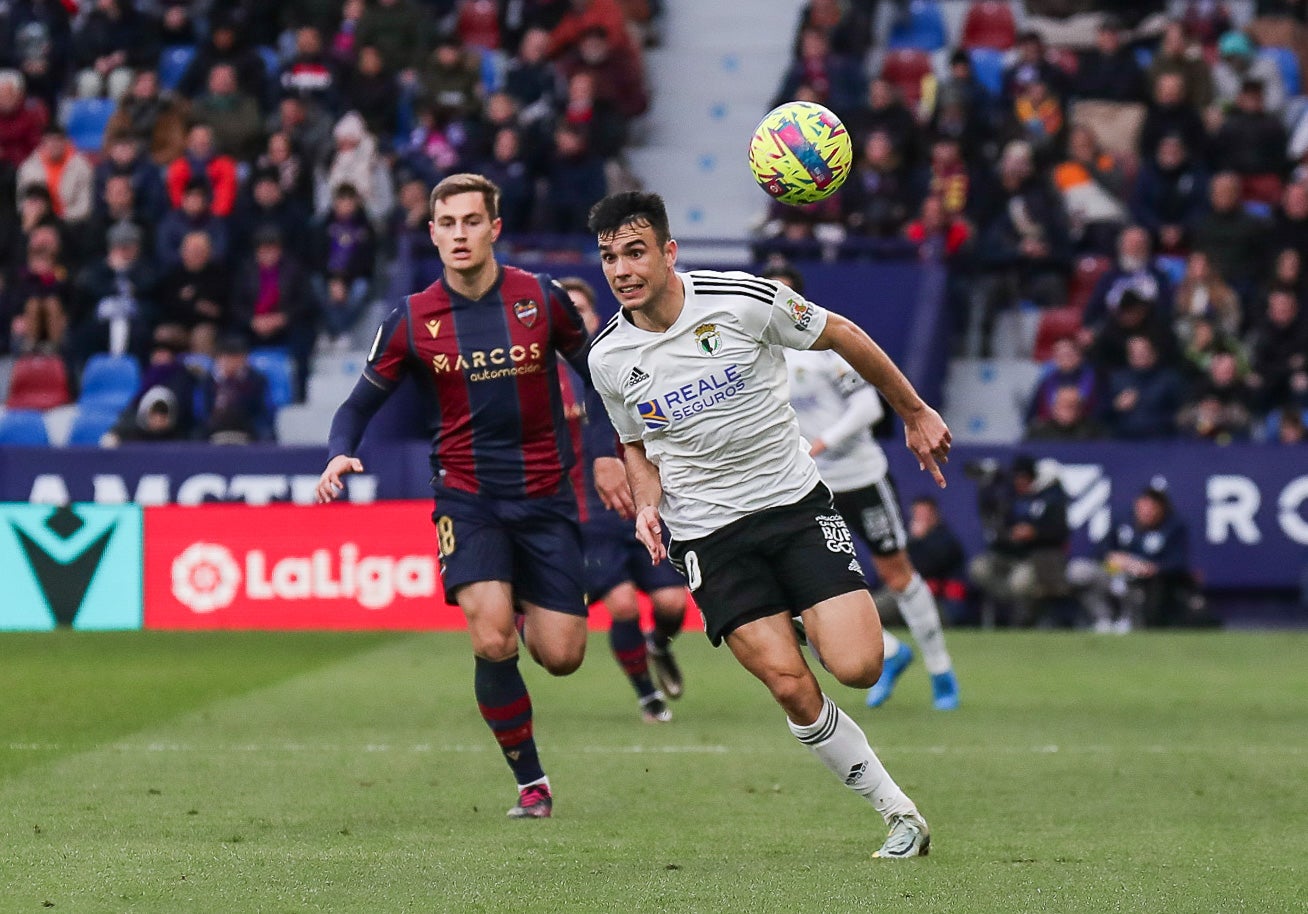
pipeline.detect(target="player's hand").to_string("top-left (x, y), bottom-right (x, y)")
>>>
top-left (593, 456), bottom-right (636, 519)
top-left (316, 455), bottom-right (364, 503)
top-left (904, 405), bottom-right (951, 488)
top-left (634, 505), bottom-right (667, 565)
top-left (809, 438), bottom-right (827, 458)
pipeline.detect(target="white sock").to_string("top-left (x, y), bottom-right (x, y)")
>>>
top-left (882, 629), bottom-right (904, 659)
top-left (896, 573), bottom-right (953, 675)
top-left (518, 775), bottom-right (550, 791)
top-left (787, 694), bottom-right (917, 823)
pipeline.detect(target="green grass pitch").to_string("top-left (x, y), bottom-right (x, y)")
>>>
top-left (1, 630), bottom-right (1304, 913)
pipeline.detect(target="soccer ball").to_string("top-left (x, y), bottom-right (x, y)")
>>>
top-left (747, 101), bottom-right (853, 206)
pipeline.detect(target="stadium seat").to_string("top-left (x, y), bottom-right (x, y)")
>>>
top-left (78, 353), bottom-right (141, 412)
top-left (960, 0), bottom-right (1016, 50)
top-left (258, 46), bottom-right (281, 80)
top-left (5, 353), bottom-right (72, 410)
top-left (1032, 305), bottom-right (1086, 362)
top-left (1156, 255), bottom-right (1186, 287)
top-left (63, 98), bottom-right (115, 153)
top-left (887, 0), bottom-right (948, 52)
top-left (159, 44), bottom-right (196, 91)
top-left (67, 405), bottom-right (121, 446)
top-left (1067, 255), bottom-right (1111, 314)
top-left (1261, 46), bottom-right (1301, 97)
top-left (881, 49), bottom-right (934, 108)
top-left (0, 409), bottom-right (51, 446)
top-left (1242, 173), bottom-right (1284, 206)
top-left (458, 0), bottom-right (502, 50)
top-left (969, 47), bottom-right (1005, 98)
top-left (248, 347), bottom-right (296, 410)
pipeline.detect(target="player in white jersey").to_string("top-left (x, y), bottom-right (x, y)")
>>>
top-left (766, 264), bottom-right (960, 712)
top-left (586, 191), bottom-right (951, 859)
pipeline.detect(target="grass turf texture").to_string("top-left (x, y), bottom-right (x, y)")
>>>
top-left (0, 631), bottom-right (1303, 913)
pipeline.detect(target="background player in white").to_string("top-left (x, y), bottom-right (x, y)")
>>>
top-left (764, 264), bottom-right (960, 711)
top-left (586, 191), bottom-right (951, 859)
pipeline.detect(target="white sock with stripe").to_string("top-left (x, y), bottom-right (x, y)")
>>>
top-left (787, 694), bottom-right (917, 823)
top-left (896, 573), bottom-right (953, 675)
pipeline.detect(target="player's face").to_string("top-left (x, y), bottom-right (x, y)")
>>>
top-left (567, 289), bottom-right (600, 335)
top-left (429, 191), bottom-right (502, 274)
top-left (597, 221), bottom-right (677, 314)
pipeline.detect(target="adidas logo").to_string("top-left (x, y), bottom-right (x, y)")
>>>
top-left (625, 366), bottom-right (650, 388)
top-left (845, 761), bottom-right (867, 786)
top-left (848, 558), bottom-right (863, 575)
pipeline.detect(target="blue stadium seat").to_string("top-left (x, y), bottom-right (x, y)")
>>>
top-left (258, 46), bottom-right (281, 79)
top-left (887, 0), bottom-right (948, 51)
top-left (64, 98), bottom-right (115, 153)
top-left (159, 44), bottom-right (196, 91)
top-left (1261, 46), bottom-right (1301, 97)
top-left (0, 410), bottom-right (51, 446)
top-left (1156, 255), bottom-right (1186, 287)
top-left (79, 353), bottom-right (141, 412)
top-left (248, 347), bottom-right (295, 410)
top-left (968, 47), bottom-right (1005, 98)
top-left (67, 406), bottom-right (120, 446)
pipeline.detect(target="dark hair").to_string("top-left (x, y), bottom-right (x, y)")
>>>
top-left (429, 172), bottom-right (500, 221)
top-left (760, 262), bottom-right (805, 294)
top-left (557, 276), bottom-right (597, 308)
top-left (587, 191), bottom-right (671, 245)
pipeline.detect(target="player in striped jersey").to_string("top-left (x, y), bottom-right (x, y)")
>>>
top-left (766, 264), bottom-right (960, 711)
top-left (315, 174), bottom-right (632, 820)
top-left (586, 191), bottom-right (950, 859)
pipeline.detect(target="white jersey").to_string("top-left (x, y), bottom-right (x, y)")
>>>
top-left (786, 348), bottom-right (888, 492)
top-left (589, 269), bottom-right (828, 541)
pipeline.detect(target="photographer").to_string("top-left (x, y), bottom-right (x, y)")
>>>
top-left (967, 454), bottom-right (1071, 627)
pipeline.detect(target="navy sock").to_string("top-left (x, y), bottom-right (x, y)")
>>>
top-left (651, 610), bottom-right (682, 648)
top-left (610, 619), bottom-right (657, 699)
top-left (474, 655), bottom-right (545, 786)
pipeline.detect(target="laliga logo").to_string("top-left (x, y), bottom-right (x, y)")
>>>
top-left (171, 542), bottom-right (436, 612)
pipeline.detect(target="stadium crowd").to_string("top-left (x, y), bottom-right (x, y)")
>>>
top-left (759, 0), bottom-right (1308, 445)
top-left (0, 0), bottom-right (657, 441)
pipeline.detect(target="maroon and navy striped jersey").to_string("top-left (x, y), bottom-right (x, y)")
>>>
top-left (364, 266), bottom-right (592, 498)
top-left (558, 362), bottom-right (621, 526)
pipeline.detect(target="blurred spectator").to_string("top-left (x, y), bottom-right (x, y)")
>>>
top-left (93, 133), bottom-right (167, 224)
top-left (560, 69), bottom-right (626, 160)
top-left (281, 26), bottom-right (342, 118)
top-left (903, 193), bottom-right (970, 260)
top-left (770, 26), bottom-right (865, 119)
top-left (3, 0), bottom-right (73, 110)
top-left (156, 230), bottom-right (228, 355)
top-left (267, 95), bottom-right (335, 169)
top-left (71, 0), bottom-right (159, 101)
top-left (1138, 71), bottom-right (1208, 163)
top-left (233, 167), bottom-right (309, 261)
top-left (156, 0), bottom-right (198, 47)
top-left (1212, 79), bottom-right (1289, 176)
top-left (17, 127), bottom-right (93, 224)
top-left (79, 173), bottom-right (150, 262)
top-left (396, 104), bottom-right (463, 185)
top-left (9, 222), bottom-right (69, 353)
top-left (843, 130), bottom-right (915, 238)
top-left (1193, 172), bottom-right (1269, 294)
top-left (176, 13), bottom-right (269, 106)
top-left (1053, 125), bottom-right (1129, 254)
top-left (257, 129), bottom-right (316, 211)
top-left (1173, 250), bottom-right (1241, 346)
top-left (1264, 246), bottom-right (1307, 304)
top-left (165, 124), bottom-right (239, 218)
top-left (919, 135), bottom-right (975, 219)
top-left (1181, 1), bottom-right (1233, 48)
top-left (1271, 405), bottom-right (1307, 444)
top-left (418, 32), bottom-right (483, 123)
top-left (201, 333), bottom-right (275, 444)
top-left (556, 25), bottom-right (648, 120)
top-left (1026, 384), bottom-right (1106, 440)
top-left (1069, 482), bottom-right (1199, 630)
top-left (1181, 314), bottom-right (1248, 383)
top-left (463, 91), bottom-right (527, 165)
top-left (105, 68), bottom-right (188, 166)
top-left (968, 454), bottom-right (1071, 628)
top-left (1245, 285), bottom-right (1308, 411)
top-left (70, 221), bottom-right (157, 366)
top-left (156, 180), bottom-right (230, 271)
top-left (1007, 78), bottom-right (1064, 161)
top-left (543, 121), bottom-right (607, 233)
top-left (476, 127), bottom-right (535, 233)
top-left (1147, 20), bottom-right (1214, 110)
top-left (328, 0), bottom-right (365, 66)
top-left (310, 183), bottom-right (376, 346)
top-left (1177, 346), bottom-right (1255, 442)
top-left (231, 227), bottom-right (316, 396)
top-left (356, 0), bottom-right (429, 76)
top-left (1269, 181), bottom-right (1308, 254)
top-left (1075, 15), bottom-right (1147, 102)
top-left (0, 70), bottom-right (48, 173)
top-left (1130, 132), bottom-right (1209, 254)
top-left (1027, 336), bottom-right (1102, 423)
top-left (845, 78), bottom-right (917, 164)
top-left (1212, 30), bottom-right (1286, 114)
top-left (322, 111), bottom-right (392, 222)
top-left (103, 324), bottom-right (198, 445)
top-left (1082, 226), bottom-right (1174, 334)
top-left (904, 495), bottom-right (969, 627)
top-left (1106, 334), bottom-right (1186, 439)
top-left (1002, 31), bottom-right (1069, 104)
top-left (549, 0), bottom-right (641, 64)
top-left (796, 0), bottom-right (873, 63)
top-left (504, 27), bottom-right (563, 124)
top-left (343, 45), bottom-right (399, 140)
top-left (926, 57), bottom-right (994, 158)
top-left (191, 64), bottom-right (265, 161)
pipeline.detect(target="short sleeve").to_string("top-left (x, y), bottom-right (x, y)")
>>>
top-left (589, 352), bottom-right (645, 444)
top-left (363, 305), bottom-right (411, 389)
top-left (754, 277), bottom-right (829, 351)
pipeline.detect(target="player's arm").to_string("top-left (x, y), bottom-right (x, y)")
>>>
top-left (810, 361), bottom-right (883, 456)
top-left (811, 312), bottom-right (951, 488)
top-left (623, 440), bottom-right (667, 565)
top-left (583, 387), bottom-right (636, 518)
top-left (546, 279), bottom-right (594, 384)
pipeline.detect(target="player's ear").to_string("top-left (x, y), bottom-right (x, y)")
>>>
top-left (665, 238), bottom-right (678, 267)
top-left (491, 217), bottom-right (503, 243)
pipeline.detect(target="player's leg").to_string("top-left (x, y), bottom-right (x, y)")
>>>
top-left (633, 540), bottom-right (690, 700)
top-left (598, 580), bottom-right (669, 721)
top-left (725, 612), bottom-right (929, 858)
top-left (872, 551), bottom-right (958, 710)
top-left (509, 491), bottom-right (589, 675)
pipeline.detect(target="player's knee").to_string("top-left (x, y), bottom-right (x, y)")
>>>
top-left (826, 653), bottom-right (882, 689)
top-left (540, 648), bottom-right (584, 677)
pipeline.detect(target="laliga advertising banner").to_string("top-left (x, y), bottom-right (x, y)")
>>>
top-left (144, 502), bottom-right (462, 630)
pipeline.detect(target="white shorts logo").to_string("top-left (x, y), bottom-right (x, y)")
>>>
top-left (172, 543), bottom-right (242, 613)
top-left (816, 513), bottom-right (856, 554)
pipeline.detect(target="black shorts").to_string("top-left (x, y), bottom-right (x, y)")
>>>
top-left (832, 476), bottom-right (908, 558)
top-left (667, 483), bottom-right (868, 646)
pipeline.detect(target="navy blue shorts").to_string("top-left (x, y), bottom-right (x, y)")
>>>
top-left (431, 484), bottom-right (586, 617)
top-left (583, 517), bottom-right (686, 600)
